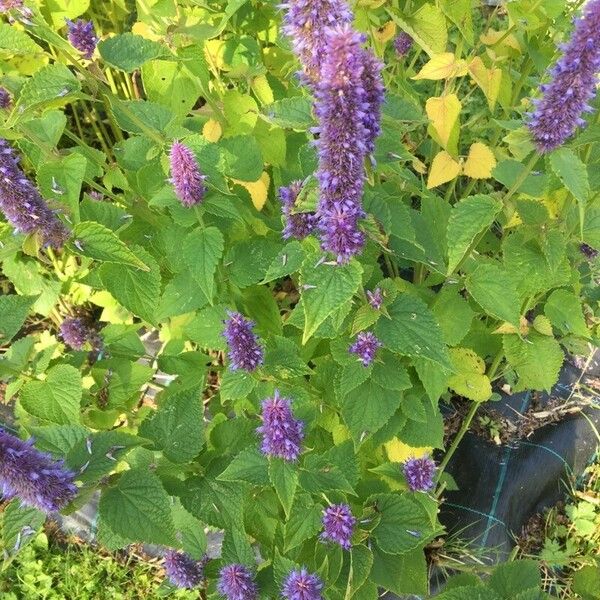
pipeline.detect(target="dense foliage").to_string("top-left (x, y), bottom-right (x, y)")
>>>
top-left (0, 0), bottom-right (598, 597)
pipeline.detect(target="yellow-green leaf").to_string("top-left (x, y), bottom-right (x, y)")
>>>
top-left (413, 54), bottom-right (467, 81)
top-left (425, 94), bottom-right (461, 149)
top-left (427, 151), bottom-right (461, 189)
top-left (447, 347), bottom-right (492, 402)
top-left (463, 142), bottom-right (497, 179)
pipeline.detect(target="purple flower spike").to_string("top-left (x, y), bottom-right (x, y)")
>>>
top-left (0, 139), bottom-right (69, 248)
top-left (0, 429), bottom-right (78, 513)
top-left (60, 316), bottom-right (102, 352)
top-left (218, 564), bottom-right (259, 600)
top-left (169, 141), bottom-right (207, 207)
top-left (0, 87), bottom-right (12, 109)
top-left (279, 181), bottom-right (318, 240)
top-left (366, 287), bottom-right (383, 310)
top-left (223, 311), bottom-right (264, 372)
top-left (0, 0), bottom-right (23, 12)
top-left (164, 550), bottom-right (207, 589)
top-left (361, 49), bottom-right (385, 155)
top-left (281, 0), bottom-right (353, 84)
top-left (315, 25), bottom-right (371, 263)
top-left (349, 331), bottom-right (382, 367)
top-left (403, 456), bottom-right (436, 492)
top-left (394, 32), bottom-right (413, 57)
top-left (257, 390), bottom-right (304, 462)
top-left (527, 0), bottom-right (600, 152)
top-left (580, 242), bottom-right (599, 260)
top-left (320, 503), bottom-right (355, 550)
top-left (66, 19), bottom-right (98, 59)
top-left (282, 568), bottom-right (323, 600)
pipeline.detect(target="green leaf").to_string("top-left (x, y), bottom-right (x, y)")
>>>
top-left (98, 33), bottom-right (169, 72)
top-left (0, 295), bottom-right (37, 342)
top-left (269, 458), bottom-right (298, 518)
top-left (111, 99), bottom-right (173, 135)
top-left (431, 285), bottom-right (474, 346)
top-left (0, 501), bottom-right (45, 558)
top-left (99, 248), bottom-right (161, 324)
top-left (187, 304), bottom-right (228, 350)
top-left (262, 241), bottom-right (305, 283)
top-left (572, 565), bottom-right (600, 600)
top-left (488, 560), bottom-right (541, 599)
top-left (139, 387), bottom-right (204, 463)
top-left (434, 586), bottom-right (501, 600)
top-left (370, 493), bottom-right (434, 554)
top-left (300, 255), bottom-right (363, 344)
top-left (284, 493), bottom-right (322, 552)
top-left (218, 447), bottom-right (269, 486)
top-left (261, 97), bottom-right (314, 130)
top-left (374, 294), bottom-right (451, 369)
top-left (446, 195), bottom-right (502, 274)
top-left (44, 0), bottom-right (89, 27)
top-left (20, 364), bottom-right (81, 425)
top-left (171, 504), bottom-right (207, 559)
top-left (0, 23), bottom-right (42, 55)
top-left (99, 469), bottom-right (176, 545)
top-left (69, 222), bottom-right (150, 270)
top-left (549, 148), bottom-right (589, 204)
top-left (503, 333), bottom-right (564, 392)
top-left (218, 135), bottom-right (263, 181)
top-left (221, 527), bottom-right (255, 566)
top-left (342, 381), bottom-right (403, 443)
top-left (182, 227), bottom-right (225, 303)
top-left (223, 90), bottom-right (259, 135)
top-left (29, 424), bottom-right (88, 456)
top-left (465, 264), bottom-right (520, 327)
top-left (371, 545), bottom-right (427, 597)
top-left (544, 288), bottom-right (589, 338)
top-left (18, 64), bottom-right (80, 110)
top-left (344, 545), bottom-right (374, 598)
top-left (220, 369), bottom-right (257, 400)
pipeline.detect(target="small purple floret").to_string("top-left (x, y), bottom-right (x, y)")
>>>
top-left (394, 32), bottom-right (413, 57)
top-left (0, 138), bottom-right (69, 247)
top-left (218, 564), bottom-right (258, 600)
top-left (169, 141), bottom-right (207, 207)
top-left (279, 181), bottom-right (318, 240)
top-left (0, 0), bottom-right (24, 12)
top-left (164, 550), bottom-right (206, 589)
top-left (60, 316), bottom-right (102, 352)
top-left (223, 311), bottom-right (264, 372)
top-left (366, 287), bottom-right (383, 310)
top-left (66, 19), bottom-right (98, 59)
top-left (0, 428), bottom-right (78, 513)
top-left (361, 48), bottom-right (385, 155)
top-left (527, 0), bottom-right (600, 152)
top-left (580, 242), bottom-right (598, 260)
top-left (257, 390), bottom-right (304, 462)
top-left (281, 568), bottom-right (323, 600)
top-left (0, 87), bottom-right (12, 109)
top-left (349, 331), bottom-right (382, 367)
top-left (403, 456), bottom-right (436, 492)
top-left (320, 503), bottom-right (355, 550)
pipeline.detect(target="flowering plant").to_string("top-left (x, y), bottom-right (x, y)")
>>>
top-left (0, 0), bottom-right (598, 597)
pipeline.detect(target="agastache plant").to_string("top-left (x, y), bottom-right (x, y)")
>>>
top-left (0, 139), bottom-right (69, 247)
top-left (394, 32), bottom-right (413, 57)
top-left (217, 564), bottom-right (259, 600)
top-left (349, 331), bottom-right (382, 367)
top-left (281, 569), bottom-right (324, 600)
top-left (164, 550), bottom-right (207, 589)
top-left (527, 0), bottom-right (600, 152)
top-left (0, 429), bottom-right (78, 513)
top-left (169, 141), bottom-right (207, 206)
top-left (60, 316), bottom-right (103, 352)
top-left (320, 503), bottom-right (355, 549)
top-left (223, 311), bottom-right (264, 372)
top-left (403, 456), bottom-right (437, 492)
top-left (257, 390), bottom-right (304, 461)
top-left (66, 19), bottom-right (98, 59)
top-left (0, 87), bottom-right (12, 109)
top-left (279, 181), bottom-right (318, 240)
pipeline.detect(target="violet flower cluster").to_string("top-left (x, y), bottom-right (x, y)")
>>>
top-left (60, 316), bottom-right (103, 352)
top-left (281, 0), bottom-right (352, 84)
top-left (0, 138), bottom-right (69, 247)
top-left (403, 456), bottom-right (436, 492)
top-left (349, 331), bottom-right (382, 367)
top-left (218, 564), bottom-right (259, 600)
top-left (0, 428), bottom-right (78, 513)
top-left (320, 503), bottom-right (355, 550)
top-left (527, 0), bottom-right (600, 152)
top-left (66, 19), bottom-right (98, 59)
top-left (257, 390), bottom-right (304, 462)
top-left (366, 287), bottom-right (383, 310)
top-left (580, 242), bottom-right (599, 260)
top-left (164, 550), bottom-right (207, 589)
top-left (282, 568), bottom-right (324, 600)
top-left (223, 311), bottom-right (264, 372)
top-left (279, 181), bottom-right (318, 240)
top-left (169, 141), bottom-right (207, 207)
top-left (0, 87), bottom-right (12, 109)
top-left (394, 32), bottom-right (413, 57)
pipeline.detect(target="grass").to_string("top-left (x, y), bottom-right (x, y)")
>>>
top-left (0, 530), bottom-right (199, 600)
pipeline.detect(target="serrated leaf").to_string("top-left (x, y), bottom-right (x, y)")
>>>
top-left (488, 559), bottom-right (541, 599)
top-left (446, 195), bottom-right (502, 273)
top-left (549, 148), bottom-right (589, 204)
top-left (284, 493), bottom-right (322, 552)
top-left (269, 458), bottom-right (298, 518)
top-left (220, 369), bottom-right (257, 400)
top-left (544, 288), bottom-right (589, 338)
top-left (70, 222), bottom-right (149, 270)
top-left (413, 54), bottom-right (467, 80)
top-left (465, 264), bottom-right (520, 327)
top-left (218, 135), bottom-right (263, 181)
top-left (374, 295), bottom-right (451, 369)
top-left (503, 333), bottom-right (564, 392)
top-left (300, 256), bottom-right (363, 344)
top-left (183, 227), bottom-right (224, 303)
top-left (261, 97), bottom-right (314, 130)
top-left (427, 150), bottom-right (461, 188)
top-left (29, 424), bottom-right (88, 456)
top-left (463, 142), bottom-right (497, 179)
top-left (0, 501), bottom-right (45, 558)
top-left (139, 387), bottom-right (204, 463)
top-left (218, 447), bottom-right (269, 486)
top-left (99, 469), bottom-right (176, 545)
top-left (447, 348), bottom-right (492, 402)
top-left (0, 294), bottom-right (37, 342)
top-left (425, 94), bottom-right (461, 149)
top-left (99, 33), bottom-right (169, 72)
top-left (221, 527), bottom-right (255, 566)
top-left (371, 545), bottom-right (427, 597)
top-left (20, 364), bottom-right (81, 425)
top-left (262, 241), bottom-right (305, 283)
top-left (0, 23), bottom-right (42, 55)
top-left (18, 64), bottom-right (80, 110)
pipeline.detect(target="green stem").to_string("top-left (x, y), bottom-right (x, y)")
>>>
top-left (437, 401), bottom-right (480, 478)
